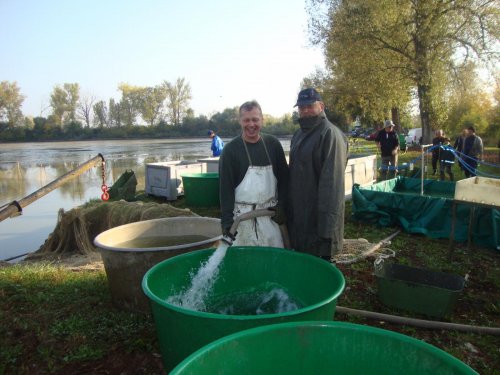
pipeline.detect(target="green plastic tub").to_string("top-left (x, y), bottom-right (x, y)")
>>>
top-left (375, 262), bottom-right (465, 318)
top-left (181, 172), bottom-right (219, 207)
top-left (142, 247), bottom-right (345, 372)
top-left (170, 321), bottom-right (477, 374)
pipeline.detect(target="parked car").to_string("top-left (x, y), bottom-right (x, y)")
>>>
top-left (349, 128), bottom-right (364, 138)
top-left (405, 128), bottom-right (422, 145)
top-left (365, 130), bottom-right (379, 141)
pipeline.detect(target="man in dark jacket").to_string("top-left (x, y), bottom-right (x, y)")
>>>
top-left (375, 120), bottom-right (399, 180)
top-left (463, 126), bottom-right (483, 178)
top-left (439, 138), bottom-right (455, 181)
top-left (453, 128), bottom-right (468, 171)
top-left (219, 101), bottom-right (288, 247)
top-left (431, 129), bottom-right (446, 175)
top-left (287, 88), bottom-right (348, 261)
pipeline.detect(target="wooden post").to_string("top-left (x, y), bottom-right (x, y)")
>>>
top-left (0, 154), bottom-right (104, 223)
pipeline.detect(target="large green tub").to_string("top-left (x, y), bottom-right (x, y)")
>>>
top-left (142, 247), bottom-right (345, 372)
top-left (171, 321), bottom-right (477, 374)
top-left (181, 172), bottom-right (219, 207)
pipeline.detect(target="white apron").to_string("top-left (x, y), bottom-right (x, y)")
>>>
top-left (232, 137), bottom-right (284, 248)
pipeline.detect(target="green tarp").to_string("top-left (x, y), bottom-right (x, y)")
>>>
top-left (352, 177), bottom-right (499, 250)
top-left (108, 170), bottom-right (137, 201)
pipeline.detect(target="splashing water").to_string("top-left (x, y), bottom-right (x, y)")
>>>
top-left (209, 283), bottom-right (302, 315)
top-left (255, 288), bottom-right (300, 315)
top-left (167, 242), bottom-right (229, 311)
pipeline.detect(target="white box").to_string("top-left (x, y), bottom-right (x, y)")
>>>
top-left (145, 161), bottom-right (206, 200)
top-left (454, 176), bottom-right (500, 207)
top-left (197, 157), bottom-right (220, 173)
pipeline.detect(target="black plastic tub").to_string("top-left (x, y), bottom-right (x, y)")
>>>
top-left (374, 262), bottom-right (465, 318)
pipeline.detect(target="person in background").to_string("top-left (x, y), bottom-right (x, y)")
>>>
top-left (463, 126), bottom-right (483, 178)
top-left (218, 100), bottom-right (288, 247)
top-left (453, 128), bottom-right (468, 171)
top-left (431, 129), bottom-right (446, 175)
top-left (439, 137), bottom-right (455, 181)
top-left (287, 88), bottom-right (348, 262)
top-left (375, 120), bottom-right (399, 180)
top-left (208, 130), bottom-right (224, 157)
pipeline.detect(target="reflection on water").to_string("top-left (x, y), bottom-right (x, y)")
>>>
top-left (0, 138), bottom-right (291, 261)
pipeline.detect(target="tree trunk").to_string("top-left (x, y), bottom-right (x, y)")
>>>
top-left (391, 107), bottom-right (401, 133)
top-left (417, 83), bottom-right (433, 144)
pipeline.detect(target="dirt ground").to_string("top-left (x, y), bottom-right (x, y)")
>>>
top-left (23, 252), bottom-right (105, 271)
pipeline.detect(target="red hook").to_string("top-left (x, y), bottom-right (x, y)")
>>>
top-left (101, 184), bottom-right (109, 201)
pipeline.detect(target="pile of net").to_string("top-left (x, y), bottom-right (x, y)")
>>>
top-left (333, 237), bottom-right (395, 264)
top-left (27, 200), bottom-right (197, 259)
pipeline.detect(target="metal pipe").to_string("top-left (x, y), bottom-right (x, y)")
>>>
top-left (0, 154), bottom-right (105, 223)
top-left (420, 144), bottom-right (433, 195)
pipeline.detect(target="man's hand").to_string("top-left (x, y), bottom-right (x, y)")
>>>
top-left (317, 237), bottom-right (332, 257)
top-left (268, 205), bottom-right (286, 225)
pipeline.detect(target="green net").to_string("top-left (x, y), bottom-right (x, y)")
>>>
top-left (108, 170), bottom-right (138, 201)
top-left (352, 176), bottom-right (499, 250)
top-left (28, 200), bottom-right (197, 258)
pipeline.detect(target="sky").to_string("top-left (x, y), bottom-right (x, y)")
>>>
top-left (1, 0), bottom-right (325, 119)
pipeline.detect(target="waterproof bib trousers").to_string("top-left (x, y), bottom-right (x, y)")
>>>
top-left (232, 137), bottom-right (284, 248)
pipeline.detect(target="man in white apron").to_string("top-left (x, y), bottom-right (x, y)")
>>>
top-left (219, 100), bottom-right (288, 247)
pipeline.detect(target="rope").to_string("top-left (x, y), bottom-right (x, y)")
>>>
top-left (378, 145), bottom-right (500, 178)
top-left (335, 231), bottom-right (400, 264)
top-left (373, 249), bottom-right (396, 270)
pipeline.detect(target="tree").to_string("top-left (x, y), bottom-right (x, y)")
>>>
top-left (209, 107), bottom-right (240, 135)
top-left (93, 100), bottom-right (109, 128)
top-left (50, 83), bottom-right (80, 126)
top-left (108, 98), bottom-right (122, 127)
top-left (78, 94), bottom-right (96, 128)
top-left (137, 85), bottom-right (167, 126)
top-left (0, 81), bottom-right (25, 127)
top-left (163, 77), bottom-right (192, 126)
top-left (117, 83), bottom-right (141, 126)
top-left (307, 0), bottom-right (499, 143)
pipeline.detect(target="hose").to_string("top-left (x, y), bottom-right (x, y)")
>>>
top-left (229, 208), bottom-right (274, 235)
top-left (336, 306), bottom-right (500, 336)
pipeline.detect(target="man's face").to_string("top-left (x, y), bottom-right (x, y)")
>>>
top-left (385, 126), bottom-right (394, 133)
top-left (239, 107), bottom-right (263, 143)
top-left (297, 101), bottom-right (324, 118)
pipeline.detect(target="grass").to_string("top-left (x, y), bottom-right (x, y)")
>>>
top-left (0, 264), bottom-right (161, 374)
top-left (1, 140), bottom-right (499, 374)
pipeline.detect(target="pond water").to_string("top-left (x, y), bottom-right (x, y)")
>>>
top-left (0, 138), bottom-right (290, 261)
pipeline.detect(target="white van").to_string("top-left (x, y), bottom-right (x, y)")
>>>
top-left (405, 128), bottom-right (422, 145)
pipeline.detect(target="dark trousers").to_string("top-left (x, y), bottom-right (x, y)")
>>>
top-left (464, 157), bottom-right (478, 178)
top-left (439, 162), bottom-right (454, 181)
top-left (381, 155), bottom-right (398, 180)
top-left (432, 153), bottom-right (439, 174)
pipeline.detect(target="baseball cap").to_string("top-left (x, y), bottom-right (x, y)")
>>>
top-left (207, 130), bottom-right (214, 136)
top-left (294, 88), bottom-right (322, 107)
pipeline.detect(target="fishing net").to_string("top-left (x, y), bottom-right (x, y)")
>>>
top-left (333, 237), bottom-right (396, 264)
top-left (27, 200), bottom-right (197, 259)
